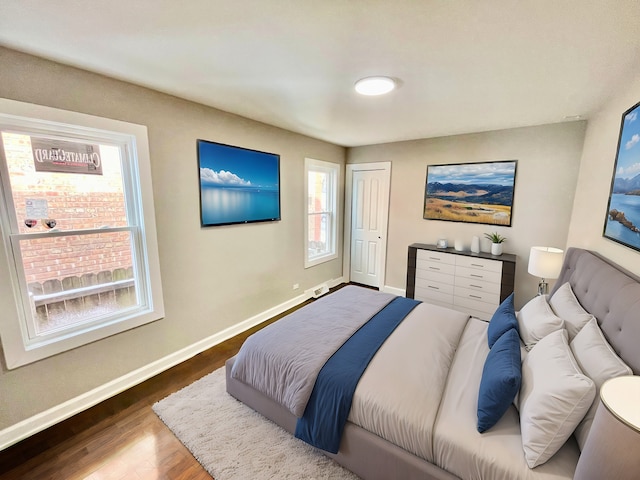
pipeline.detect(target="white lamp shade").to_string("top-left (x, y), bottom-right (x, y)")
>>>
top-left (527, 246), bottom-right (563, 279)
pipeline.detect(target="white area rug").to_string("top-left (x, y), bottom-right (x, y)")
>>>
top-left (153, 367), bottom-right (359, 480)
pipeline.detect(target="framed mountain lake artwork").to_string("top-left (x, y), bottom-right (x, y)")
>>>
top-left (603, 100), bottom-right (640, 252)
top-left (424, 160), bottom-right (517, 226)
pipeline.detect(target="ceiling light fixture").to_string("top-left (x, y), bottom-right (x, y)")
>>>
top-left (355, 76), bottom-right (396, 96)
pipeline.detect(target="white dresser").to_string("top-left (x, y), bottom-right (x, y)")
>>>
top-left (407, 244), bottom-right (516, 321)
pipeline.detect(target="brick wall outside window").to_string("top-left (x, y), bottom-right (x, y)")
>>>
top-left (3, 133), bottom-right (133, 285)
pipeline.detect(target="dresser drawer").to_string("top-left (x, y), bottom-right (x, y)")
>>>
top-left (417, 249), bottom-right (456, 265)
top-left (417, 259), bottom-right (456, 276)
top-left (454, 285), bottom-right (500, 306)
top-left (416, 277), bottom-right (455, 295)
top-left (454, 293), bottom-right (499, 317)
top-left (455, 265), bottom-right (502, 284)
top-left (415, 267), bottom-right (455, 286)
top-left (415, 285), bottom-right (454, 305)
top-left (462, 305), bottom-right (495, 322)
top-left (426, 298), bottom-right (457, 310)
top-left (455, 275), bottom-right (501, 294)
top-left (455, 255), bottom-right (502, 273)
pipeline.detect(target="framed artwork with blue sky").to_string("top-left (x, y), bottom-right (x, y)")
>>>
top-left (603, 101), bottom-right (640, 251)
top-left (424, 160), bottom-right (517, 226)
top-left (197, 139), bottom-right (280, 227)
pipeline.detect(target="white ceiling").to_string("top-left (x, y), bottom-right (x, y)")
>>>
top-left (1, 1), bottom-right (640, 147)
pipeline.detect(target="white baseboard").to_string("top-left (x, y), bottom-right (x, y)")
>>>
top-left (0, 278), bottom-right (345, 451)
top-left (381, 285), bottom-right (406, 297)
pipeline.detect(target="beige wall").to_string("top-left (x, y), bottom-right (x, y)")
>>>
top-left (567, 72), bottom-right (640, 276)
top-left (0, 48), bottom-right (345, 430)
top-left (347, 122), bottom-right (587, 309)
top-left (0, 43), bottom-right (635, 443)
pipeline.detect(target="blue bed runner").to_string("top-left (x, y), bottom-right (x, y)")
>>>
top-left (294, 296), bottom-right (421, 453)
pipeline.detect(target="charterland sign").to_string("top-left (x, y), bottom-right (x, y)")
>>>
top-left (31, 137), bottom-right (103, 175)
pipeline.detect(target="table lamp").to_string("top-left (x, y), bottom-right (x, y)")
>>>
top-left (573, 376), bottom-right (640, 479)
top-left (527, 246), bottom-right (563, 295)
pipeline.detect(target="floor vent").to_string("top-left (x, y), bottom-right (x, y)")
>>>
top-left (312, 283), bottom-right (329, 298)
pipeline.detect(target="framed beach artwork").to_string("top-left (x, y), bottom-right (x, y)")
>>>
top-left (424, 160), bottom-right (517, 226)
top-left (603, 100), bottom-right (640, 252)
top-left (197, 139), bottom-right (281, 227)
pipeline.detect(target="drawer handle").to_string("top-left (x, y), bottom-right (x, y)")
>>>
top-left (428, 257), bottom-right (441, 261)
top-left (469, 294), bottom-right (483, 299)
top-left (470, 274), bottom-right (484, 278)
top-left (429, 266), bottom-right (441, 271)
top-left (428, 285), bottom-right (440, 290)
top-left (470, 263), bottom-right (485, 268)
top-left (469, 284), bottom-right (483, 289)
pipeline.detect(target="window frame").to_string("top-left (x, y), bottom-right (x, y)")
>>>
top-left (0, 99), bottom-right (164, 369)
top-left (304, 157), bottom-right (339, 268)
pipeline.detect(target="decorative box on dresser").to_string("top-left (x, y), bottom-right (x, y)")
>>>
top-left (406, 243), bottom-right (516, 321)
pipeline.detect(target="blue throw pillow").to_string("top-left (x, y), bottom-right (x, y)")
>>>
top-left (477, 328), bottom-right (522, 433)
top-left (487, 292), bottom-right (517, 348)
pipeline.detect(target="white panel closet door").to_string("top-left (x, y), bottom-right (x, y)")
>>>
top-left (350, 168), bottom-right (388, 287)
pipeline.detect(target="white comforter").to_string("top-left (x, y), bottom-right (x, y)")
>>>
top-left (432, 318), bottom-right (579, 479)
top-left (352, 312), bottom-right (579, 478)
top-left (348, 301), bottom-right (469, 463)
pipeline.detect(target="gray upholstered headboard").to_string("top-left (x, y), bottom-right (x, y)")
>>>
top-left (550, 247), bottom-right (640, 374)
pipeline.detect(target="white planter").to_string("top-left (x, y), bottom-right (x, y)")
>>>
top-left (491, 243), bottom-right (503, 256)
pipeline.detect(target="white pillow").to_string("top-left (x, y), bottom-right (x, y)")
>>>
top-left (549, 282), bottom-right (593, 340)
top-left (570, 317), bottom-right (633, 450)
top-left (519, 329), bottom-right (595, 468)
top-left (516, 295), bottom-right (564, 350)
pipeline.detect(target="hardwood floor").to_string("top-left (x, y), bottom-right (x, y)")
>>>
top-left (0, 297), bottom-right (316, 480)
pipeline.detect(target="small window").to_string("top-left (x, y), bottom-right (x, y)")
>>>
top-left (305, 158), bottom-right (339, 268)
top-left (0, 99), bottom-right (164, 368)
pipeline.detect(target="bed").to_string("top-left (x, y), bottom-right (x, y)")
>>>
top-left (225, 247), bottom-right (640, 479)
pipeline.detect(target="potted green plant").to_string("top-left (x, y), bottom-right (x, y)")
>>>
top-left (484, 232), bottom-right (506, 256)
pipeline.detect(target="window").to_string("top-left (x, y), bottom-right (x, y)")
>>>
top-left (0, 99), bottom-right (164, 368)
top-left (305, 158), bottom-right (339, 268)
